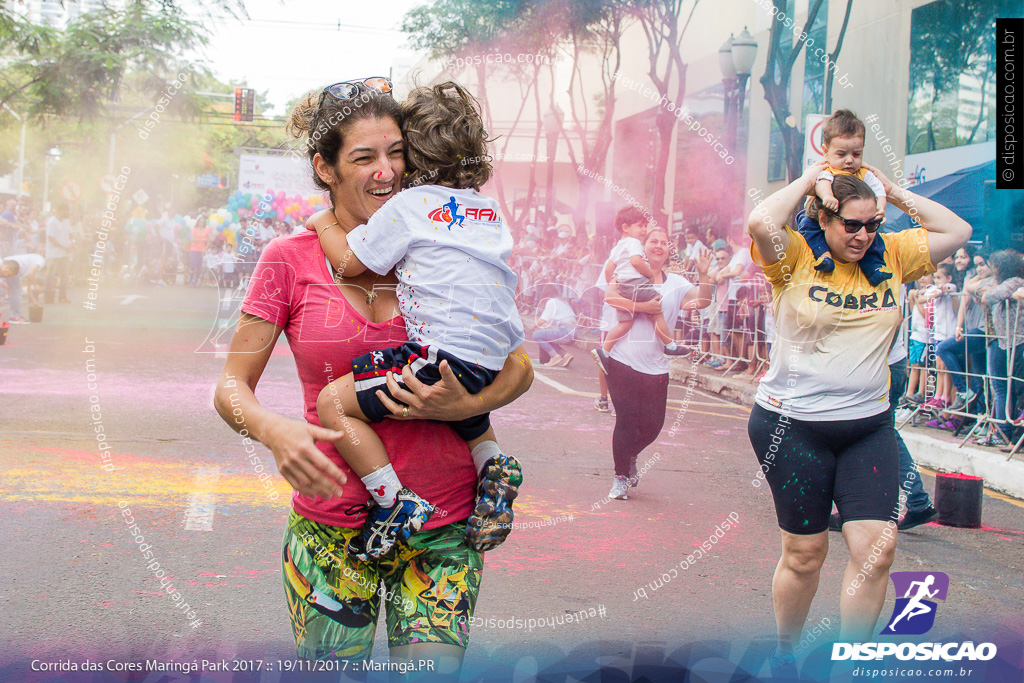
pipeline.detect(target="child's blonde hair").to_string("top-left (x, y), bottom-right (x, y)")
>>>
top-left (402, 81), bottom-right (492, 190)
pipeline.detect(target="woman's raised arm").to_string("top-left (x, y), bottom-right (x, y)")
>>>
top-left (214, 313), bottom-right (348, 499)
top-left (747, 162), bottom-right (825, 265)
top-left (864, 164), bottom-right (972, 265)
top-left (375, 344), bottom-right (534, 422)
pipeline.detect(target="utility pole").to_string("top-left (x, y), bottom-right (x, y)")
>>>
top-left (2, 104), bottom-right (27, 198)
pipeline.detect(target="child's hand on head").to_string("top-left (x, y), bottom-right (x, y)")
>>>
top-left (822, 196), bottom-right (839, 212)
top-left (306, 209), bottom-right (334, 233)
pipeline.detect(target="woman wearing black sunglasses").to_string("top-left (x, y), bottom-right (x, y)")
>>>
top-left (214, 78), bottom-right (532, 674)
top-left (745, 161), bottom-right (971, 674)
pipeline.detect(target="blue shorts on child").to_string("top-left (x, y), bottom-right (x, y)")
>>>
top-left (908, 339), bottom-right (929, 366)
top-left (352, 342), bottom-right (496, 441)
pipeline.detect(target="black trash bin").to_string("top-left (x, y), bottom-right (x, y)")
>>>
top-left (935, 472), bottom-right (983, 528)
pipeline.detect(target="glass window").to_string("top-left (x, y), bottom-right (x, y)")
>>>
top-left (906, 0), bottom-right (1021, 154)
top-left (801, 0), bottom-right (828, 120)
top-left (766, 0), bottom-right (796, 181)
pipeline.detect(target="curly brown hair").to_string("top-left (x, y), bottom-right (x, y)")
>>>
top-left (286, 85), bottom-right (403, 206)
top-left (401, 81), bottom-right (492, 190)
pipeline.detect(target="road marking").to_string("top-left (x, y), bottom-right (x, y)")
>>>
top-left (184, 466), bottom-right (220, 531)
top-left (117, 295), bottom-right (149, 305)
top-left (533, 371), bottom-right (750, 419)
top-left (917, 466), bottom-right (1024, 509)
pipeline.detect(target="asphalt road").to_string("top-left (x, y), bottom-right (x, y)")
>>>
top-left (1, 282), bottom-right (1022, 682)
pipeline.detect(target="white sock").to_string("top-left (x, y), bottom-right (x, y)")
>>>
top-left (470, 440), bottom-right (503, 475)
top-left (361, 464), bottom-right (402, 507)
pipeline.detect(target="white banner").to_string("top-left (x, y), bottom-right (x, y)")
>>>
top-left (903, 141), bottom-right (995, 187)
top-left (237, 154), bottom-right (320, 198)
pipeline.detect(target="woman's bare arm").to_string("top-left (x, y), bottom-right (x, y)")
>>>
top-left (748, 162), bottom-right (825, 265)
top-left (864, 164), bottom-right (972, 265)
top-left (214, 313), bottom-right (348, 499)
top-left (605, 281), bottom-right (662, 316)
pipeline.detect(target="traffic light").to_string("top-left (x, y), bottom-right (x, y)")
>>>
top-left (234, 88), bottom-right (255, 122)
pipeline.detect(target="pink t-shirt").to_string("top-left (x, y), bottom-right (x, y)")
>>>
top-left (240, 231), bottom-right (476, 529)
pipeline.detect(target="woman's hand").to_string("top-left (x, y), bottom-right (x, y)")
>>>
top-left (261, 416), bottom-right (348, 499)
top-left (694, 248), bottom-right (712, 277)
top-left (800, 160), bottom-right (829, 196)
top-left (636, 297), bottom-right (663, 315)
top-left (376, 360), bottom-right (477, 422)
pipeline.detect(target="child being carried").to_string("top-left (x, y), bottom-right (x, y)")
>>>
top-left (308, 80), bottom-right (525, 561)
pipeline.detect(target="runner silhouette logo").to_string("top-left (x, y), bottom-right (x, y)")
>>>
top-left (881, 571), bottom-right (949, 635)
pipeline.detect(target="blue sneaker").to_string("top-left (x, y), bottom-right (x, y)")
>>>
top-left (466, 454), bottom-right (522, 552)
top-left (347, 488), bottom-right (434, 561)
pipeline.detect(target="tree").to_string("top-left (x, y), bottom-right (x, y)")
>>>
top-left (550, 0), bottom-right (630, 232)
top-left (759, 0), bottom-right (825, 183)
top-left (0, 2), bottom-right (206, 119)
top-left (822, 0), bottom-right (853, 114)
top-left (627, 0), bottom-right (700, 228)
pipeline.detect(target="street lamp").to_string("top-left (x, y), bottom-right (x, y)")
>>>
top-left (541, 106), bottom-right (563, 223)
top-left (41, 146), bottom-right (62, 214)
top-left (720, 28), bottom-right (758, 149)
top-left (720, 28), bottom-right (757, 230)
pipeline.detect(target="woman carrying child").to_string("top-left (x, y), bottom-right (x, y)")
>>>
top-left (214, 78), bottom-right (532, 672)
top-left (746, 162), bottom-right (970, 675)
top-left (602, 227), bottom-right (712, 500)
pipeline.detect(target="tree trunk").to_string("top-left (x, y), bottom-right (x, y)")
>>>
top-left (823, 0), bottom-right (854, 114)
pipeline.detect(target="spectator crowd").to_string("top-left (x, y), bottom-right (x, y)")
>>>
top-left (508, 211), bottom-right (1024, 454)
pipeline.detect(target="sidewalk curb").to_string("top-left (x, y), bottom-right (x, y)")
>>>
top-left (669, 358), bottom-right (1024, 501)
top-left (899, 431), bottom-right (1024, 500)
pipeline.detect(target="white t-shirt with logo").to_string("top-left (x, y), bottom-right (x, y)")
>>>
top-left (348, 185), bottom-right (525, 371)
top-left (608, 273), bottom-right (694, 375)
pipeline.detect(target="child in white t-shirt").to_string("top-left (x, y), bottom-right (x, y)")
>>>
top-left (305, 80), bottom-right (525, 560)
top-left (591, 207), bottom-right (677, 371)
top-left (918, 263), bottom-right (960, 408)
top-left (906, 275), bottom-right (933, 403)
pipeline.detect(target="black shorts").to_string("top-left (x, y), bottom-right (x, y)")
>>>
top-left (747, 403), bottom-right (899, 534)
top-left (352, 342), bottom-right (495, 441)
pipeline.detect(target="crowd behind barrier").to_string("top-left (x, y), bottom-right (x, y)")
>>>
top-left (0, 199), bottom-right (301, 323)
top-left (512, 234), bottom-right (1024, 455)
top-left (2, 200), bottom-right (1022, 456)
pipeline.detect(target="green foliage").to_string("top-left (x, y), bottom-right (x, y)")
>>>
top-left (1, 2), bottom-right (206, 120)
top-left (907, 0), bottom-right (1021, 152)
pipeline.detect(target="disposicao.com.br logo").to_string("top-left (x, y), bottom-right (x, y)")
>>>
top-left (832, 571), bottom-right (997, 662)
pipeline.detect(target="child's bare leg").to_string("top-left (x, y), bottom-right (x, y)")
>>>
top-left (652, 312), bottom-right (673, 345)
top-left (316, 373), bottom-right (403, 506)
top-left (603, 319), bottom-right (634, 353)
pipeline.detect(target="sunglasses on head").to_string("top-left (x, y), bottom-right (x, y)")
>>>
top-left (829, 211), bottom-right (882, 234)
top-left (312, 77), bottom-right (393, 137)
top-left (321, 77), bottom-right (393, 104)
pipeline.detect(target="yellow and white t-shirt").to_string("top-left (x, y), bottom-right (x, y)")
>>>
top-left (753, 226), bottom-right (935, 421)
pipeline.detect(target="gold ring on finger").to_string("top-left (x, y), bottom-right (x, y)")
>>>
top-left (402, 406), bottom-right (409, 418)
